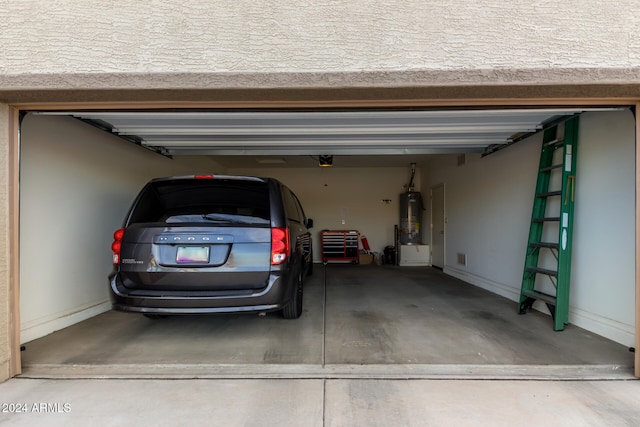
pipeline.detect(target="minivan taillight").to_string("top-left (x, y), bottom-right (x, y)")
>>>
top-left (111, 228), bottom-right (125, 265)
top-left (271, 227), bottom-right (290, 265)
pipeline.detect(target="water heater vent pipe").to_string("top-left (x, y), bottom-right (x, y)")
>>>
top-left (408, 162), bottom-right (416, 192)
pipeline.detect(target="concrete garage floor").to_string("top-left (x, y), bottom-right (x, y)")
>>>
top-left (5, 265), bottom-right (639, 426)
top-left (20, 265), bottom-right (634, 378)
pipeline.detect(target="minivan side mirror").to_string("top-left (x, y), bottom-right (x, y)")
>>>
top-left (306, 218), bottom-right (314, 229)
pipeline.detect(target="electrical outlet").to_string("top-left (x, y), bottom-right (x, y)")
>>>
top-left (457, 253), bottom-right (467, 266)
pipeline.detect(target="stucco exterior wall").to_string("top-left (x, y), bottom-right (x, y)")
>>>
top-left (1, 0), bottom-right (639, 75)
top-left (0, 0), bottom-right (639, 98)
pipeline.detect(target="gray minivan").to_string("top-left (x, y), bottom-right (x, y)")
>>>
top-left (109, 175), bottom-right (313, 318)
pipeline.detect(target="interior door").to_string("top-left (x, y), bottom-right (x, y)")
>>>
top-left (431, 184), bottom-right (445, 269)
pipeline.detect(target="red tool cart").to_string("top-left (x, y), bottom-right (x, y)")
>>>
top-left (321, 230), bottom-right (360, 264)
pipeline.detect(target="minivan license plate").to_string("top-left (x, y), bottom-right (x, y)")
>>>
top-left (176, 246), bottom-right (209, 263)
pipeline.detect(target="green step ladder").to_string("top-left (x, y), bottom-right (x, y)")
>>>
top-left (518, 116), bottom-right (579, 331)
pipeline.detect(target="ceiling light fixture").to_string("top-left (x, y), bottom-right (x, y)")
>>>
top-left (319, 155), bottom-right (333, 167)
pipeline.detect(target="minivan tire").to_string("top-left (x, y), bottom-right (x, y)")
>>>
top-left (282, 271), bottom-right (303, 319)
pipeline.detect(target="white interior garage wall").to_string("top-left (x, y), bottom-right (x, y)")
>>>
top-left (227, 166), bottom-right (419, 260)
top-left (422, 110), bottom-right (636, 346)
top-left (19, 115), bottom-right (222, 343)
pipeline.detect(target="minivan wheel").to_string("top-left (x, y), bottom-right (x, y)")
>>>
top-left (282, 272), bottom-right (303, 319)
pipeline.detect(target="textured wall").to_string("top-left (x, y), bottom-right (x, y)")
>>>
top-left (0, 0), bottom-right (639, 77)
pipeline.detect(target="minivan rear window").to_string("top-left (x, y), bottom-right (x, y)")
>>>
top-left (127, 179), bottom-right (270, 225)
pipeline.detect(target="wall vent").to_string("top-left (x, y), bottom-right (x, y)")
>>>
top-left (457, 253), bottom-right (467, 266)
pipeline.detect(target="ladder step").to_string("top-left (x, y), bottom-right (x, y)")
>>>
top-left (539, 164), bottom-right (563, 173)
top-left (543, 138), bottom-right (564, 147)
top-left (532, 217), bottom-right (560, 222)
top-left (522, 289), bottom-right (557, 306)
top-left (526, 267), bottom-right (558, 277)
top-left (536, 190), bottom-right (562, 198)
top-left (529, 242), bottom-right (559, 249)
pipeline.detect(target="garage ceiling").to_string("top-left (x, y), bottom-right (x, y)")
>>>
top-left (36, 107), bottom-right (618, 167)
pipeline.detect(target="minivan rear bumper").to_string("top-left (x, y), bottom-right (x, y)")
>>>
top-left (108, 271), bottom-right (292, 314)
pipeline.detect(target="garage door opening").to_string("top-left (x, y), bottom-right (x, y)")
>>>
top-left (15, 106), bottom-right (637, 378)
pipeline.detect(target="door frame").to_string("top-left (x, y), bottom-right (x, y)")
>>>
top-left (430, 183), bottom-right (446, 269)
top-left (635, 102), bottom-right (640, 377)
top-left (7, 107), bottom-right (20, 378)
top-left (4, 97), bottom-right (640, 379)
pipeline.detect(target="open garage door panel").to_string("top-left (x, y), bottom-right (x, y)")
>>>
top-left (36, 108), bottom-right (619, 160)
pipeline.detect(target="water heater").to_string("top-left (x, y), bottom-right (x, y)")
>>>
top-left (399, 191), bottom-right (422, 245)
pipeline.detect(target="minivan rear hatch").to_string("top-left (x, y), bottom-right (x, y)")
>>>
top-left (117, 176), bottom-right (273, 292)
